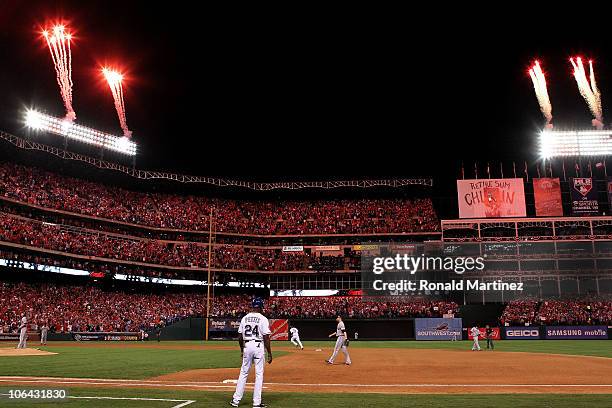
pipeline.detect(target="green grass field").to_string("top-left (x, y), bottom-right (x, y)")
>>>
top-left (1, 340), bottom-right (610, 379)
top-left (1, 388), bottom-right (612, 408)
top-left (0, 340), bottom-right (610, 407)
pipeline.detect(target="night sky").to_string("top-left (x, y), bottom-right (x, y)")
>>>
top-left (1, 3), bottom-right (611, 180)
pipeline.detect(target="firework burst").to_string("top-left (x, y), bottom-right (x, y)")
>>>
top-left (42, 25), bottom-right (76, 121)
top-left (102, 67), bottom-right (131, 137)
top-left (570, 57), bottom-right (603, 129)
top-left (529, 60), bottom-right (553, 128)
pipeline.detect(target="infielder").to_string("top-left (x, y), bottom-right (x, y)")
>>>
top-left (326, 316), bottom-right (351, 365)
top-left (289, 326), bottom-right (303, 350)
top-left (470, 326), bottom-right (481, 351)
top-left (16, 314), bottom-right (27, 349)
top-left (40, 322), bottom-right (48, 346)
top-left (231, 298), bottom-right (272, 408)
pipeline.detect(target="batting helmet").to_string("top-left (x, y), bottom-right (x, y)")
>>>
top-left (252, 297), bottom-right (264, 309)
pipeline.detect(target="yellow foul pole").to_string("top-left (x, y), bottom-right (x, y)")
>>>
top-left (205, 207), bottom-right (213, 341)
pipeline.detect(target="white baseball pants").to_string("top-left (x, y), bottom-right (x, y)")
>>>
top-left (233, 340), bottom-right (265, 406)
top-left (17, 328), bottom-right (27, 349)
top-left (329, 335), bottom-right (351, 364)
top-left (291, 336), bottom-right (303, 348)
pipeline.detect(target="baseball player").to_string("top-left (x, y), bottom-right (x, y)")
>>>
top-left (16, 314), bottom-right (27, 349)
top-left (40, 322), bottom-right (49, 346)
top-left (326, 316), bottom-right (351, 365)
top-left (289, 326), bottom-right (303, 350)
top-left (231, 298), bottom-right (272, 408)
top-left (470, 326), bottom-right (481, 351)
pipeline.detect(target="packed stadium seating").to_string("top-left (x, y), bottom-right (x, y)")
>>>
top-left (0, 213), bottom-right (361, 271)
top-left (0, 282), bottom-right (459, 333)
top-left (500, 298), bottom-right (612, 326)
top-left (0, 162), bottom-right (439, 235)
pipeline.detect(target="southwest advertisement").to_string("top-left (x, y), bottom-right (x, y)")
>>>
top-left (415, 318), bottom-right (462, 340)
top-left (457, 178), bottom-right (526, 218)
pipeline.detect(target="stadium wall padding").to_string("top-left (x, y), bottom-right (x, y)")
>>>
top-left (289, 319), bottom-right (415, 340)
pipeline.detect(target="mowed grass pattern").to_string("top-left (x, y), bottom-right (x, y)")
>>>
top-left (0, 340), bottom-right (609, 380)
top-left (0, 346), bottom-right (245, 379)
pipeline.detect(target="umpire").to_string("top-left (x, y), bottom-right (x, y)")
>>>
top-left (485, 324), bottom-right (494, 350)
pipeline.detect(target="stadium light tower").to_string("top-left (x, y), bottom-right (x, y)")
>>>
top-left (24, 109), bottom-right (137, 156)
top-left (539, 129), bottom-right (612, 158)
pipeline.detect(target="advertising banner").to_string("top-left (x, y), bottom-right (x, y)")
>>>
top-left (503, 326), bottom-right (541, 339)
top-left (457, 179), bottom-right (526, 218)
top-left (533, 178), bottom-right (563, 216)
top-left (72, 332), bottom-right (141, 341)
top-left (570, 178), bottom-right (599, 215)
top-left (270, 319), bottom-right (289, 341)
top-left (0, 333), bottom-right (20, 341)
top-left (467, 327), bottom-right (500, 340)
top-left (208, 318), bottom-right (240, 333)
top-left (415, 318), bottom-right (462, 340)
top-left (544, 325), bottom-right (608, 339)
top-left (353, 244), bottom-right (380, 251)
top-left (314, 245), bottom-right (340, 251)
top-left (282, 246), bottom-right (304, 252)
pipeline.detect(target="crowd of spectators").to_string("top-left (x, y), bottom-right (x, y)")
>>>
top-left (501, 298), bottom-right (612, 326)
top-left (0, 162), bottom-right (439, 235)
top-left (0, 282), bottom-right (199, 333)
top-left (499, 299), bottom-right (538, 326)
top-left (0, 213), bottom-right (355, 271)
top-left (536, 298), bottom-right (612, 325)
top-left (0, 282), bottom-right (458, 333)
top-left (211, 295), bottom-right (458, 319)
top-left (2, 280), bottom-right (609, 335)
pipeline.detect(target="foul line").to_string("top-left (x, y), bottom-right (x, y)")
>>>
top-left (0, 378), bottom-right (262, 390)
top-left (1, 393), bottom-right (195, 408)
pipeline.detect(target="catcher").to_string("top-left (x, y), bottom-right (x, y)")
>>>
top-left (326, 316), bottom-right (351, 365)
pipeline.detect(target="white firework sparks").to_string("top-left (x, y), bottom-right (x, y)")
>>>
top-left (102, 68), bottom-right (132, 138)
top-left (529, 60), bottom-right (553, 128)
top-left (42, 25), bottom-right (76, 121)
top-left (570, 57), bottom-right (603, 129)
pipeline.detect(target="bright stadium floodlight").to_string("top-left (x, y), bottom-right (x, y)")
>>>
top-left (23, 109), bottom-right (137, 156)
top-left (539, 129), bottom-right (612, 158)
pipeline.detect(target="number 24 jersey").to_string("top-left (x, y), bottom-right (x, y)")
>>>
top-left (238, 312), bottom-right (271, 341)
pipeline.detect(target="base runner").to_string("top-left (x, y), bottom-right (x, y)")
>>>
top-left (289, 326), bottom-right (303, 350)
top-left (470, 325), bottom-right (481, 351)
top-left (326, 316), bottom-right (351, 365)
top-left (230, 298), bottom-right (272, 408)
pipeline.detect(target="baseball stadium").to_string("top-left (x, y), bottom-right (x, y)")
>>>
top-left (1, 3), bottom-right (612, 408)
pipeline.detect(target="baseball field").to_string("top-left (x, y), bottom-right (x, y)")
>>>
top-left (0, 340), bottom-right (611, 407)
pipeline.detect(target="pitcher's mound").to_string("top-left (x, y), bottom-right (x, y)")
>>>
top-left (0, 348), bottom-right (57, 357)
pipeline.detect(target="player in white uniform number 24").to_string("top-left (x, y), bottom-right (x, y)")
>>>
top-left (231, 298), bottom-right (272, 408)
top-left (326, 316), bottom-right (351, 365)
top-left (289, 326), bottom-right (303, 350)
